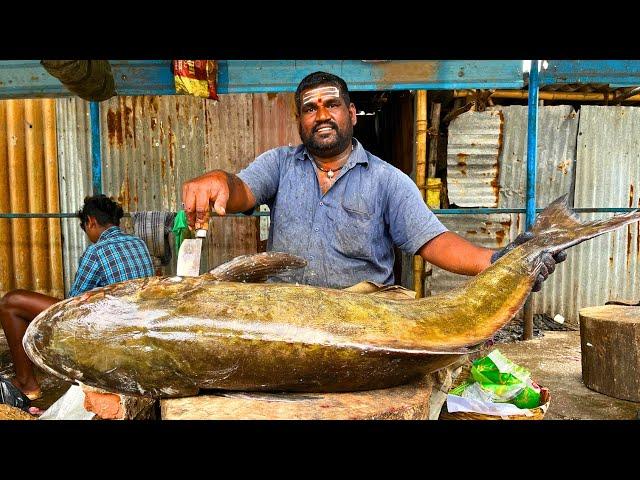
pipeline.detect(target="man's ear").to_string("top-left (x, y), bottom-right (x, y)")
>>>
top-left (349, 103), bottom-right (357, 125)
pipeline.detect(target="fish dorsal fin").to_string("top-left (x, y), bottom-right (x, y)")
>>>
top-left (208, 252), bottom-right (307, 283)
top-left (530, 194), bottom-right (582, 235)
top-left (343, 281), bottom-right (417, 300)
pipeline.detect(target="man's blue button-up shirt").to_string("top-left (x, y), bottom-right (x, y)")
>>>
top-left (238, 139), bottom-right (447, 288)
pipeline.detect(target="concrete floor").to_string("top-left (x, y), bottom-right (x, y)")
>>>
top-left (496, 331), bottom-right (640, 420)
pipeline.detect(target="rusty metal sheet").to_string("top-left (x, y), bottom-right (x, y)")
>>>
top-left (496, 105), bottom-right (579, 208)
top-left (100, 94), bottom-right (259, 274)
top-left (100, 95), bottom-right (207, 274)
top-left (0, 99), bottom-right (63, 298)
top-left (203, 94), bottom-right (257, 269)
top-left (425, 214), bottom-right (517, 296)
top-left (252, 93), bottom-right (300, 250)
top-left (446, 110), bottom-right (503, 207)
top-left (550, 105), bottom-right (640, 324)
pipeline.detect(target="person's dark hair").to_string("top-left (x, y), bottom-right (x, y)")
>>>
top-left (294, 71), bottom-right (351, 114)
top-left (78, 194), bottom-right (124, 230)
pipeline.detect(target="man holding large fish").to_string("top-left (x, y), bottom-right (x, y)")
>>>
top-left (29, 72), bottom-right (640, 398)
top-left (182, 71), bottom-right (565, 289)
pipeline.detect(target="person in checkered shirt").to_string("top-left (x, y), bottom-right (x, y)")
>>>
top-left (0, 195), bottom-right (154, 401)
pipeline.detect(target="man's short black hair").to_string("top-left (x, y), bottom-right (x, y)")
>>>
top-left (78, 194), bottom-right (124, 230)
top-left (295, 71), bottom-right (351, 114)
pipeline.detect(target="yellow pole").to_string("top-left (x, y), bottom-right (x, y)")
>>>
top-left (413, 90), bottom-right (428, 298)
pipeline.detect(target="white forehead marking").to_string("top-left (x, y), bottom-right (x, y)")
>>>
top-left (302, 86), bottom-right (340, 105)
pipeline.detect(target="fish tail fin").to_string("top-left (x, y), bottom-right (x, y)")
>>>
top-left (529, 194), bottom-right (640, 255)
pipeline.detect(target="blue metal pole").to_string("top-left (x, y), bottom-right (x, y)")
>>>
top-left (90, 101), bottom-right (102, 195)
top-left (523, 60), bottom-right (541, 340)
top-left (525, 60), bottom-right (540, 231)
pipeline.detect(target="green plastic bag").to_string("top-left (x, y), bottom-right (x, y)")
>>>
top-left (171, 210), bottom-right (192, 253)
top-left (450, 349), bottom-right (541, 409)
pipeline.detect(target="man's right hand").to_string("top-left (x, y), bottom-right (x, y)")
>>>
top-left (182, 170), bottom-right (256, 230)
top-left (182, 171), bottom-right (231, 230)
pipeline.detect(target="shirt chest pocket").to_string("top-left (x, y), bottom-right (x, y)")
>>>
top-left (328, 194), bottom-right (378, 260)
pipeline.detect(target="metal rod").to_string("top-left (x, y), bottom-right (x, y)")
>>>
top-left (523, 297), bottom-right (534, 341)
top-left (90, 101), bottom-right (102, 195)
top-left (1, 207), bottom-right (635, 219)
top-left (0, 212), bottom-right (272, 219)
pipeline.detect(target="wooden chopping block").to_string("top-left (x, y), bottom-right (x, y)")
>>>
top-left (82, 385), bottom-right (156, 420)
top-left (160, 364), bottom-right (465, 420)
top-left (579, 305), bottom-right (640, 402)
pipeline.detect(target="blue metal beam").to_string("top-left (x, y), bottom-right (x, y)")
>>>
top-left (541, 60), bottom-right (640, 86)
top-left (90, 102), bottom-right (102, 195)
top-left (217, 60), bottom-right (524, 92)
top-left (0, 60), bottom-right (523, 98)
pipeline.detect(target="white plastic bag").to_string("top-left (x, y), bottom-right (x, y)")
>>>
top-left (39, 385), bottom-right (95, 420)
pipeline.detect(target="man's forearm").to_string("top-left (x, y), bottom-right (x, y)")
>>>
top-left (417, 231), bottom-right (494, 275)
top-left (223, 172), bottom-right (256, 213)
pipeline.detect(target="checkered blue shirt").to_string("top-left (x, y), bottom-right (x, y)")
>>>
top-left (69, 226), bottom-right (154, 297)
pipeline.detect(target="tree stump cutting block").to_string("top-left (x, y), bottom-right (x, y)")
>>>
top-left (579, 305), bottom-right (640, 402)
top-left (160, 365), bottom-right (464, 420)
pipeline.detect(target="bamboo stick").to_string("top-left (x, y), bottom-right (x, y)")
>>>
top-left (413, 90), bottom-right (427, 298)
top-left (454, 89), bottom-right (640, 102)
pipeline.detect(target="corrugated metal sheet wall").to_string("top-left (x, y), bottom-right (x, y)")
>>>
top-left (95, 93), bottom-right (298, 275)
top-left (100, 95), bottom-right (207, 275)
top-left (446, 110), bottom-right (503, 207)
top-left (252, 93), bottom-right (300, 251)
top-left (441, 105), bottom-right (639, 324)
top-left (569, 106), bottom-right (640, 318)
top-left (0, 99), bottom-right (63, 298)
top-left (202, 94), bottom-right (257, 269)
top-left (52, 94), bottom-right (297, 292)
top-left (55, 97), bottom-right (92, 295)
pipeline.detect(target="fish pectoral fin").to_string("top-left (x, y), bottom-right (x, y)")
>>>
top-left (208, 252), bottom-right (307, 282)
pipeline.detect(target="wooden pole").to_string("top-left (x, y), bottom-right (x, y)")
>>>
top-left (413, 90), bottom-right (428, 298)
top-left (427, 103), bottom-right (441, 179)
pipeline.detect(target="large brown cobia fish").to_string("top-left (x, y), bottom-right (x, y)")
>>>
top-left (23, 195), bottom-right (640, 397)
